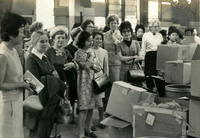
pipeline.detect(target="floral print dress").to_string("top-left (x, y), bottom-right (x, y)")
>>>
top-left (74, 48), bottom-right (103, 110)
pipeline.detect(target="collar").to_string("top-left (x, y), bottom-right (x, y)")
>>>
top-left (31, 48), bottom-right (47, 60)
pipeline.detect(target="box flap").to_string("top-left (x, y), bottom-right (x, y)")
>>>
top-left (114, 81), bottom-right (147, 92)
top-left (192, 45), bottom-right (200, 60)
top-left (100, 116), bottom-right (131, 128)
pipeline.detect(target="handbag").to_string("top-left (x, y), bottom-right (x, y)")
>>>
top-left (127, 62), bottom-right (146, 83)
top-left (23, 95), bottom-right (44, 117)
top-left (93, 71), bottom-right (112, 95)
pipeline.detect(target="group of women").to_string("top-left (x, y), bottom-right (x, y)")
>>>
top-left (0, 11), bottom-right (165, 138)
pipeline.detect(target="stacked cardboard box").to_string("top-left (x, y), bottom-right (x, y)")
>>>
top-left (132, 97), bottom-right (189, 138)
top-left (188, 45), bottom-right (200, 137)
top-left (165, 60), bottom-right (191, 84)
top-left (102, 81), bottom-right (156, 138)
top-left (156, 45), bottom-right (189, 71)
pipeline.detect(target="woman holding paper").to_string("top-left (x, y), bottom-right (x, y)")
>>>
top-left (25, 30), bottom-right (67, 138)
top-left (0, 12), bottom-right (32, 138)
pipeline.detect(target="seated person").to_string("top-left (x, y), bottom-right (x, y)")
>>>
top-left (166, 26), bottom-right (179, 45)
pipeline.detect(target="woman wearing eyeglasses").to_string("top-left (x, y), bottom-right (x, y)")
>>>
top-left (141, 19), bottom-right (163, 54)
top-left (117, 21), bottom-right (144, 82)
top-left (141, 19), bottom-right (163, 90)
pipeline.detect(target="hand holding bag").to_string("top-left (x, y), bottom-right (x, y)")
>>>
top-left (127, 62), bottom-right (146, 83)
top-left (93, 72), bottom-right (112, 94)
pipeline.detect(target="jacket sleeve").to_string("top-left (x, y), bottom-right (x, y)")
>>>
top-left (25, 56), bottom-right (41, 81)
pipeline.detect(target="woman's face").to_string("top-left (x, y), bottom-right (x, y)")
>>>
top-left (136, 28), bottom-right (144, 38)
top-left (54, 34), bottom-right (65, 48)
top-left (121, 28), bottom-right (132, 40)
top-left (84, 35), bottom-right (93, 49)
top-left (93, 34), bottom-right (103, 48)
top-left (35, 34), bottom-right (49, 53)
top-left (169, 33), bottom-right (178, 42)
top-left (86, 23), bottom-right (94, 34)
top-left (12, 27), bottom-right (24, 45)
top-left (109, 20), bottom-right (118, 31)
top-left (150, 22), bottom-right (159, 34)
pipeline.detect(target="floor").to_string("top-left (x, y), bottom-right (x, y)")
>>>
top-left (24, 107), bottom-right (109, 138)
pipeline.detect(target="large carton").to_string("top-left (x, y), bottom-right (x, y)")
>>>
top-left (188, 99), bottom-right (200, 137)
top-left (106, 81), bottom-right (156, 123)
top-left (132, 97), bottom-right (188, 138)
top-left (165, 60), bottom-right (191, 84)
top-left (101, 116), bottom-right (132, 138)
top-left (191, 45), bottom-right (200, 97)
top-left (156, 45), bottom-right (189, 71)
top-left (189, 43), bottom-right (198, 60)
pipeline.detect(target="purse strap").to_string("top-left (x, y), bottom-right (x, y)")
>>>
top-left (130, 61), bottom-right (142, 71)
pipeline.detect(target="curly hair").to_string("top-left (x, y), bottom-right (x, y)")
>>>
top-left (81, 19), bottom-right (94, 31)
top-left (119, 21), bottom-right (133, 35)
top-left (29, 21), bottom-right (43, 34)
top-left (1, 12), bottom-right (27, 41)
top-left (148, 19), bottom-right (161, 27)
top-left (106, 14), bottom-right (119, 26)
top-left (76, 31), bottom-right (91, 48)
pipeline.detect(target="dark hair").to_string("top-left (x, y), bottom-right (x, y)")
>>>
top-left (92, 31), bottom-right (104, 40)
top-left (159, 29), bottom-right (167, 37)
top-left (72, 23), bottom-right (81, 30)
top-left (119, 21), bottom-right (133, 35)
top-left (185, 27), bottom-right (193, 36)
top-left (1, 12), bottom-right (27, 41)
top-left (168, 26), bottom-right (179, 36)
top-left (135, 24), bottom-right (145, 34)
top-left (77, 31), bottom-right (91, 48)
top-left (81, 19), bottom-right (94, 31)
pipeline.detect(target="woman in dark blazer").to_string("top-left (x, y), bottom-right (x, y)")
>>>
top-left (25, 30), bottom-right (66, 138)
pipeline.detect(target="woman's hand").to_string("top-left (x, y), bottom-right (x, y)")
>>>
top-left (125, 60), bottom-right (134, 64)
top-left (63, 62), bottom-right (75, 70)
top-left (134, 56), bottom-right (144, 62)
top-left (23, 83), bottom-right (34, 93)
top-left (91, 64), bottom-right (101, 73)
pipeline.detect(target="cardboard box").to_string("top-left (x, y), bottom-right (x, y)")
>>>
top-left (165, 60), bottom-right (191, 84)
top-left (188, 100), bottom-right (200, 137)
top-left (132, 97), bottom-right (188, 138)
top-left (191, 45), bottom-right (200, 97)
top-left (101, 116), bottom-right (132, 138)
top-left (106, 81), bottom-right (156, 123)
top-left (156, 45), bottom-right (189, 71)
top-left (189, 43), bottom-right (198, 60)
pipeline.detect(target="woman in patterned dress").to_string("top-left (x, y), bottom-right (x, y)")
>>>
top-left (74, 31), bottom-right (101, 138)
top-left (117, 21), bottom-right (144, 83)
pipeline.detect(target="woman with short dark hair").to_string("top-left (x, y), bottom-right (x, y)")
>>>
top-left (0, 12), bottom-right (32, 138)
top-left (75, 31), bottom-right (101, 138)
top-left (117, 21), bottom-right (144, 83)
